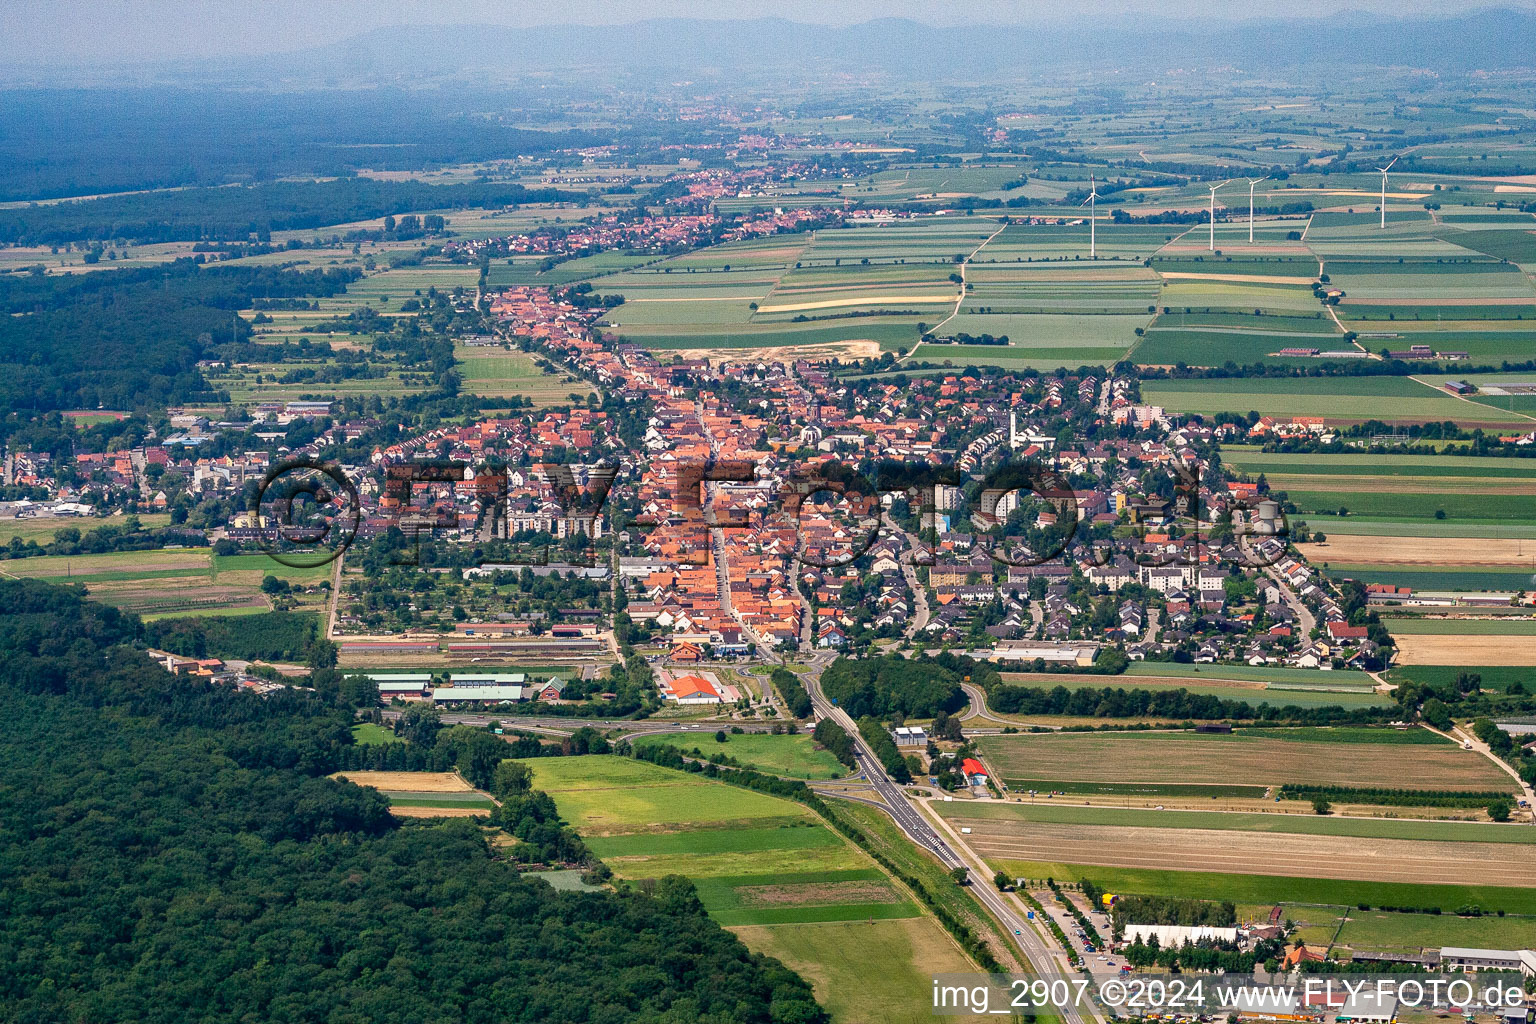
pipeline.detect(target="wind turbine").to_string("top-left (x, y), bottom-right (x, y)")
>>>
top-left (1208, 180), bottom-right (1230, 252)
top-left (1246, 176), bottom-right (1269, 243)
top-left (1377, 156), bottom-right (1398, 229)
top-left (1082, 174), bottom-right (1100, 258)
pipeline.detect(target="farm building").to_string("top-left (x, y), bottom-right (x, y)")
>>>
top-left (431, 684), bottom-right (526, 704)
top-left (368, 673), bottom-right (433, 701)
top-left (1122, 923), bottom-right (1238, 947)
top-left (1439, 947), bottom-right (1536, 975)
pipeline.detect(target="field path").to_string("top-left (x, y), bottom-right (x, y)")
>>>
top-left (900, 221), bottom-right (1007, 360)
top-left (1432, 723), bottom-right (1536, 819)
top-left (1407, 375), bottom-right (1536, 424)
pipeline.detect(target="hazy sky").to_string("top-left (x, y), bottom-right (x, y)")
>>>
top-left (5, 0), bottom-right (1533, 63)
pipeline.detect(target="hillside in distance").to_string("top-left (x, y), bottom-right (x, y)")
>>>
top-left (291, 9), bottom-right (1536, 78)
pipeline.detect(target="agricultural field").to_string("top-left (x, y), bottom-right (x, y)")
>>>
top-left (0, 547), bottom-right (329, 619)
top-left (630, 732), bottom-right (849, 780)
top-left (1298, 535), bottom-right (1536, 568)
top-left (1331, 908), bottom-right (1536, 954)
top-left (1382, 617), bottom-right (1536, 634)
top-left (998, 670), bottom-right (1390, 710)
top-left (0, 513), bottom-right (172, 546)
top-left (1385, 664), bottom-right (1535, 694)
top-left (1390, 632), bottom-right (1536, 666)
top-left (731, 919), bottom-right (983, 1024)
top-left (525, 755), bottom-right (982, 1024)
top-left (942, 802), bottom-right (1536, 844)
top-left (955, 815), bottom-right (1536, 888)
top-left (991, 861), bottom-right (1536, 918)
top-left (1143, 375), bottom-right (1532, 425)
top-left (973, 728), bottom-right (1514, 794)
top-left (329, 769), bottom-right (496, 817)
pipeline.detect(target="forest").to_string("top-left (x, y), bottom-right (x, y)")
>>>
top-left (0, 178), bottom-right (589, 245)
top-left (0, 261), bottom-right (360, 416)
top-left (818, 653), bottom-right (966, 719)
top-left (143, 609), bottom-right (321, 662)
top-left (0, 579), bottom-right (825, 1023)
top-left (0, 88), bottom-right (609, 202)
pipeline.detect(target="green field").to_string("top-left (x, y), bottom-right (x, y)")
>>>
top-left (1333, 908), bottom-right (1536, 952)
top-left (935, 801), bottom-right (1536, 844)
top-left (453, 345), bottom-right (582, 404)
top-left (632, 732), bottom-right (848, 779)
top-left (1384, 664), bottom-right (1535, 693)
top-left (1324, 565), bottom-right (1536, 591)
top-left (0, 513), bottom-right (173, 546)
top-left (524, 755), bottom-right (812, 833)
top-left (385, 794), bottom-right (497, 809)
top-left (523, 754), bottom-right (977, 1021)
top-left (1222, 450), bottom-right (1536, 478)
top-left (999, 672), bottom-right (1389, 710)
top-left (1382, 617), bottom-right (1536, 634)
top-left (730, 919), bottom-right (979, 1024)
top-left (1122, 662), bottom-right (1376, 685)
top-left (350, 722), bottom-right (400, 744)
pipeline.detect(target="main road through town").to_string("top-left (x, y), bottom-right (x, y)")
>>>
top-left (791, 656), bottom-right (1098, 1024)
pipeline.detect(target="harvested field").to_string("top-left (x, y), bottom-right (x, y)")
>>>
top-left (754, 294), bottom-right (955, 313)
top-left (1392, 633), bottom-right (1536, 665)
top-left (388, 805), bottom-right (486, 818)
top-left (1297, 536), bottom-right (1536, 567)
top-left (951, 818), bottom-right (1536, 888)
top-left (1157, 272), bottom-right (1319, 285)
top-left (669, 340), bottom-right (881, 363)
top-left (975, 730), bottom-right (1512, 791)
top-left (331, 770), bottom-right (472, 792)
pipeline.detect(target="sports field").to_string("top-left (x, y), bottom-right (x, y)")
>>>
top-left (453, 344), bottom-right (582, 404)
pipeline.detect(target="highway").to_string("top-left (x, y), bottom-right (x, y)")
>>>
top-left (792, 657), bottom-right (1098, 1024)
